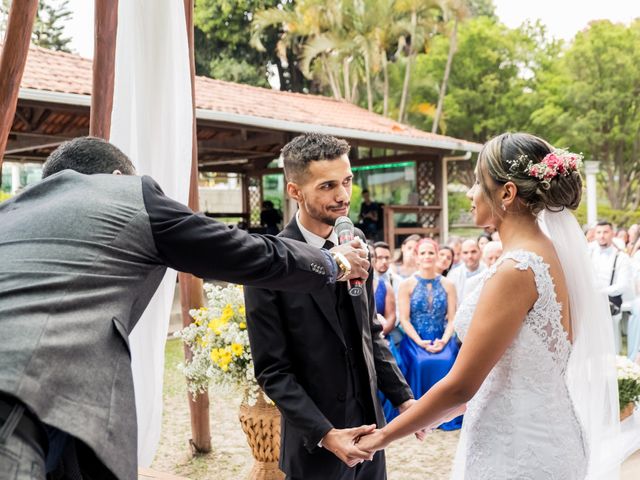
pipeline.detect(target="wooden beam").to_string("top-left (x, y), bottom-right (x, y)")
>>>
top-left (6, 141), bottom-right (65, 155)
top-left (0, 0), bottom-right (38, 176)
top-left (90, 0), bottom-right (118, 140)
top-left (351, 152), bottom-right (438, 166)
top-left (30, 108), bottom-right (52, 131)
top-left (198, 131), bottom-right (286, 151)
top-left (178, 0), bottom-right (211, 455)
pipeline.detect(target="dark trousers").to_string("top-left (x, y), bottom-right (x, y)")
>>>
top-left (286, 450), bottom-right (386, 480)
top-left (0, 403), bottom-right (46, 480)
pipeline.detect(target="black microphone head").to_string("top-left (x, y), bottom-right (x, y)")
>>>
top-left (334, 216), bottom-right (354, 236)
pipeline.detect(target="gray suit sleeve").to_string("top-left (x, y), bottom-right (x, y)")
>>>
top-left (140, 175), bottom-right (336, 291)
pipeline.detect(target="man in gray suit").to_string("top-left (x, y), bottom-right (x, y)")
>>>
top-left (0, 137), bottom-right (370, 480)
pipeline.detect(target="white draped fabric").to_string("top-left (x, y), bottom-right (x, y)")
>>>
top-left (109, 0), bottom-right (193, 466)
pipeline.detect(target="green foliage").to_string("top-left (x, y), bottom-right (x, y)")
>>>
top-left (531, 20), bottom-right (640, 210)
top-left (466, 0), bottom-right (496, 19)
top-left (405, 17), bottom-right (555, 142)
top-left (194, 0), bottom-right (286, 88)
top-left (33, 0), bottom-right (72, 52)
top-left (0, 0), bottom-right (72, 52)
top-left (619, 377), bottom-right (640, 411)
top-left (448, 191), bottom-right (471, 225)
top-left (573, 202), bottom-right (640, 229)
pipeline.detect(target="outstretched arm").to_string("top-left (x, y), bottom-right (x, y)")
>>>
top-left (358, 261), bottom-right (538, 451)
top-left (141, 176), bottom-right (369, 290)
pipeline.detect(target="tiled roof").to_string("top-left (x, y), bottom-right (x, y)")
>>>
top-left (18, 45), bottom-right (480, 151)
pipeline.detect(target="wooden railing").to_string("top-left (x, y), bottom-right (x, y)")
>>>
top-left (383, 204), bottom-right (441, 251)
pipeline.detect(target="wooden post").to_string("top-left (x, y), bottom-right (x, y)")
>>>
top-left (178, 0), bottom-right (211, 454)
top-left (0, 0), bottom-right (38, 177)
top-left (90, 0), bottom-right (118, 140)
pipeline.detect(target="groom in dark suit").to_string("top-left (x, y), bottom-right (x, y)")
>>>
top-left (244, 134), bottom-right (414, 480)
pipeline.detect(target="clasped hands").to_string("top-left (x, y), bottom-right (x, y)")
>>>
top-left (418, 337), bottom-right (446, 353)
top-left (320, 400), bottom-right (427, 468)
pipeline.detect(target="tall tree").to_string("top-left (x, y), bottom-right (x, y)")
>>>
top-left (431, 0), bottom-right (470, 133)
top-left (1, 0), bottom-right (72, 52)
top-left (394, 0), bottom-right (442, 122)
top-left (195, 0), bottom-right (308, 90)
top-left (32, 0), bottom-right (72, 52)
top-left (531, 20), bottom-right (640, 210)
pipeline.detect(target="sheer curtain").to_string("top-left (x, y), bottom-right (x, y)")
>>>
top-left (109, 0), bottom-right (193, 466)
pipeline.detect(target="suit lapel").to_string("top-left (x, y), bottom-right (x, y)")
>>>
top-left (280, 219), bottom-right (346, 346)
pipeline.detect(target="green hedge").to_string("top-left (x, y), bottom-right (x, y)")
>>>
top-left (574, 202), bottom-right (640, 228)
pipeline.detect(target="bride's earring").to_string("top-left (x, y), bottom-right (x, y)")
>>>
top-left (501, 203), bottom-right (506, 211)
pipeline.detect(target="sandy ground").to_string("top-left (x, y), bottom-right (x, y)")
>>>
top-left (152, 339), bottom-right (459, 479)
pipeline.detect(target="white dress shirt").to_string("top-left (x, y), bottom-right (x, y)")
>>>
top-left (296, 212), bottom-right (339, 248)
top-left (447, 262), bottom-right (487, 307)
top-left (591, 244), bottom-right (632, 299)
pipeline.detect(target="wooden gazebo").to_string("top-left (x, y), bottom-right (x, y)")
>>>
top-left (3, 45), bottom-right (481, 248)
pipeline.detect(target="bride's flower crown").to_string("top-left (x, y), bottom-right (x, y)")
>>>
top-left (506, 149), bottom-right (583, 185)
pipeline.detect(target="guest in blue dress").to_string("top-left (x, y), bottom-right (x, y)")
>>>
top-left (397, 238), bottom-right (462, 430)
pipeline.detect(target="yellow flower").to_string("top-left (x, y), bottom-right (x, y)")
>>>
top-left (239, 321), bottom-right (246, 330)
top-left (210, 348), bottom-right (222, 363)
top-left (231, 343), bottom-right (244, 356)
top-left (239, 305), bottom-right (246, 317)
top-left (207, 318), bottom-right (223, 335)
top-left (221, 305), bottom-right (234, 323)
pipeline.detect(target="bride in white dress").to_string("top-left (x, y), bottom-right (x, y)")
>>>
top-left (358, 133), bottom-right (620, 479)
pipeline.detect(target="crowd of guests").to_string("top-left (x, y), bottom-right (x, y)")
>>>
top-left (371, 219), bottom-right (640, 429)
top-left (371, 230), bottom-right (503, 428)
top-left (586, 221), bottom-right (640, 360)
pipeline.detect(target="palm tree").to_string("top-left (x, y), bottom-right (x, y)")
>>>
top-left (395, 0), bottom-right (443, 122)
top-left (432, 0), bottom-right (469, 133)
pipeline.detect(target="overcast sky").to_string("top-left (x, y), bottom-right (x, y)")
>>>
top-left (64, 0), bottom-right (640, 59)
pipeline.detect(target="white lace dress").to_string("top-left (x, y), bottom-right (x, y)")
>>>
top-left (452, 250), bottom-right (588, 479)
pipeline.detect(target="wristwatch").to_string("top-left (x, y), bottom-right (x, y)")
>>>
top-left (331, 251), bottom-right (351, 281)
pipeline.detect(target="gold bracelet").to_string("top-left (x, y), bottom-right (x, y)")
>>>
top-left (331, 251), bottom-right (351, 280)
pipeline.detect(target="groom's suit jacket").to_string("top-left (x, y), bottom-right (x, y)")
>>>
top-left (244, 219), bottom-right (412, 479)
top-left (0, 170), bottom-right (334, 480)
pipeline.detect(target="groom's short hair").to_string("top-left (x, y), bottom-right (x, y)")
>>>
top-left (281, 133), bottom-right (350, 183)
top-left (42, 136), bottom-right (136, 178)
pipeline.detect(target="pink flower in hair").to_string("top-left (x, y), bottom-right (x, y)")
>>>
top-left (524, 148), bottom-right (583, 181)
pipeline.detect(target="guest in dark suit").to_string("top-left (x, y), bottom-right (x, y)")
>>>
top-left (244, 134), bottom-right (414, 480)
top-left (0, 137), bottom-right (371, 480)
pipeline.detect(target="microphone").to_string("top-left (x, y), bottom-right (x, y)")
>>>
top-left (334, 216), bottom-right (364, 296)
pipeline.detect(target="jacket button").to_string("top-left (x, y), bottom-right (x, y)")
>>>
top-left (337, 393), bottom-right (346, 401)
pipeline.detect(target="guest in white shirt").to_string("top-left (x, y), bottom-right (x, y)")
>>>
top-left (590, 220), bottom-right (633, 353)
top-left (447, 238), bottom-right (487, 306)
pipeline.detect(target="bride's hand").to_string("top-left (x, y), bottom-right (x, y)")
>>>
top-left (356, 428), bottom-right (388, 453)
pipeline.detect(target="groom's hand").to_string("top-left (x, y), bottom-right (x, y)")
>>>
top-left (330, 239), bottom-right (370, 282)
top-left (321, 425), bottom-right (376, 467)
top-left (398, 399), bottom-right (428, 441)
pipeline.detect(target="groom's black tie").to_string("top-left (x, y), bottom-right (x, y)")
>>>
top-left (323, 239), bottom-right (335, 250)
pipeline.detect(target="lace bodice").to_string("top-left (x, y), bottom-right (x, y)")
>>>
top-left (452, 250), bottom-right (587, 480)
top-left (410, 275), bottom-right (447, 340)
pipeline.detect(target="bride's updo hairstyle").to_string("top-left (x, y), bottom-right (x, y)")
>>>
top-left (478, 132), bottom-right (583, 216)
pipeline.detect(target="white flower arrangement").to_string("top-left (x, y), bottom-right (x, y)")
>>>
top-left (616, 355), bottom-right (640, 411)
top-left (174, 283), bottom-right (263, 405)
